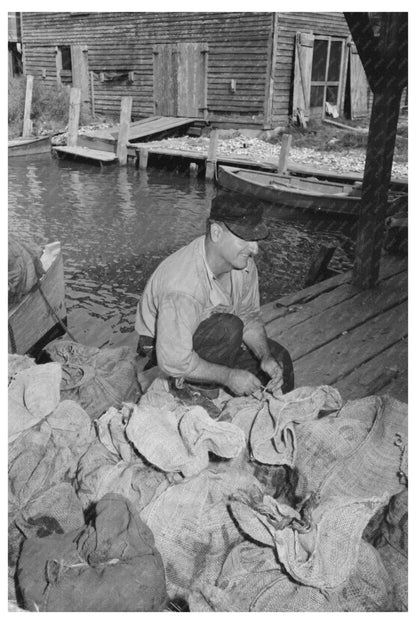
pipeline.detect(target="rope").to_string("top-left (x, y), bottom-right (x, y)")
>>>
top-left (8, 322), bottom-right (17, 354)
top-left (36, 280), bottom-right (78, 343)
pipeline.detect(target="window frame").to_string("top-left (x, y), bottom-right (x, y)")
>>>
top-left (309, 35), bottom-right (347, 119)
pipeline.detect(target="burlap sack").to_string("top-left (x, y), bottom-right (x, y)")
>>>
top-left (9, 400), bottom-right (94, 516)
top-left (8, 362), bottom-right (62, 442)
top-left (189, 538), bottom-right (392, 612)
top-left (17, 493), bottom-right (168, 612)
top-left (229, 491), bottom-right (388, 591)
top-left (249, 386), bottom-right (343, 466)
top-left (127, 380), bottom-right (245, 478)
top-left (75, 405), bottom-right (169, 512)
top-left (8, 354), bottom-right (36, 384)
top-left (8, 400), bottom-right (94, 576)
top-left (45, 340), bottom-right (141, 419)
top-left (141, 467), bottom-right (263, 598)
top-left (294, 395), bottom-right (408, 500)
top-left (374, 489), bottom-right (408, 611)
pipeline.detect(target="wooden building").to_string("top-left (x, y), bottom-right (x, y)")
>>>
top-left (16, 11), bottom-right (381, 129)
top-left (8, 12), bottom-right (23, 76)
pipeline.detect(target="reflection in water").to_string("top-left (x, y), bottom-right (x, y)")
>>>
top-left (8, 154), bottom-right (356, 347)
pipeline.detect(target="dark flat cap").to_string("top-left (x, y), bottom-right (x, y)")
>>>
top-left (210, 188), bottom-right (269, 241)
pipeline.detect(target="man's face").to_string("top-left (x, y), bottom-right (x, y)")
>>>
top-left (219, 224), bottom-right (259, 270)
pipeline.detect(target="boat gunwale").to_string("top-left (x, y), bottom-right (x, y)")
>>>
top-left (218, 165), bottom-right (361, 206)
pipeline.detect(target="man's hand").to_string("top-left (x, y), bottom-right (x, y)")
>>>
top-left (226, 369), bottom-right (263, 396)
top-left (260, 356), bottom-right (283, 392)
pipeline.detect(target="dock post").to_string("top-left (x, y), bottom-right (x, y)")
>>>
top-left (67, 88), bottom-right (82, 147)
top-left (189, 162), bottom-right (199, 177)
top-left (117, 96), bottom-right (133, 166)
top-left (206, 129), bottom-right (219, 180)
top-left (278, 133), bottom-right (292, 174)
top-left (22, 75), bottom-right (34, 138)
top-left (139, 148), bottom-right (149, 170)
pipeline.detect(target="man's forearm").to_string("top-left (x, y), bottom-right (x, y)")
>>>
top-left (242, 324), bottom-right (271, 360)
top-left (183, 357), bottom-right (233, 386)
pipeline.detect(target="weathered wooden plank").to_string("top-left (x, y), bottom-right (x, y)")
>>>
top-left (22, 75), bottom-right (34, 138)
top-left (334, 338), bottom-right (407, 403)
top-left (261, 254), bottom-right (407, 324)
top-left (52, 145), bottom-right (118, 162)
top-left (116, 96), bottom-right (133, 166)
top-left (8, 245), bottom-right (66, 355)
top-left (265, 268), bottom-right (407, 339)
top-left (67, 87), bottom-right (82, 147)
top-left (268, 271), bottom-right (407, 361)
top-left (293, 302), bottom-right (407, 388)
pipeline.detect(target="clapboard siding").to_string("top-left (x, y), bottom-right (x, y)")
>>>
top-left (19, 12), bottom-right (364, 125)
top-left (20, 12), bottom-right (273, 121)
top-left (271, 12), bottom-right (352, 126)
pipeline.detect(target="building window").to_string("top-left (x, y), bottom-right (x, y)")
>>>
top-left (56, 45), bottom-right (72, 85)
top-left (309, 36), bottom-right (345, 119)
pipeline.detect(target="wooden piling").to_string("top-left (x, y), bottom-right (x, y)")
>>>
top-left (67, 88), bottom-right (82, 148)
top-left (189, 162), bottom-right (199, 177)
top-left (90, 71), bottom-right (95, 117)
top-left (206, 129), bottom-right (219, 180)
top-left (278, 133), bottom-right (292, 174)
top-left (117, 96), bottom-right (133, 166)
top-left (139, 148), bottom-right (149, 170)
top-left (22, 75), bottom-right (34, 138)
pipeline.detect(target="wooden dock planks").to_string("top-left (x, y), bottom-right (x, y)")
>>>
top-left (293, 302), bottom-right (407, 388)
top-left (267, 271), bottom-right (407, 359)
top-left (264, 254), bottom-right (407, 403)
top-left (52, 145), bottom-right (118, 163)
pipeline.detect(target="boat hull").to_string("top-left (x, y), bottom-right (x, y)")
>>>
top-left (218, 166), bottom-right (361, 217)
top-left (8, 242), bottom-right (67, 356)
top-left (8, 136), bottom-right (51, 157)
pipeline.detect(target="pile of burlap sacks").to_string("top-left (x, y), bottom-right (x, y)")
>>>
top-left (8, 341), bottom-right (408, 612)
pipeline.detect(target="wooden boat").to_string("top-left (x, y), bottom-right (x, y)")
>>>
top-left (218, 165), bottom-right (363, 217)
top-left (8, 241), bottom-right (67, 356)
top-left (8, 135), bottom-right (51, 157)
top-left (287, 162), bottom-right (408, 194)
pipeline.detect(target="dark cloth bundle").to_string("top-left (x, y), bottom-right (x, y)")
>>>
top-left (17, 493), bottom-right (168, 612)
top-left (45, 340), bottom-right (141, 420)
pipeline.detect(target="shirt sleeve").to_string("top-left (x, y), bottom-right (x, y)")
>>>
top-left (236, 260), bottom-right (264, 334)
top-left (155, 291), bottom-right (203, 377)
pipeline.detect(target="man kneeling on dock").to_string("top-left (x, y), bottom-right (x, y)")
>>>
top-left (135, 188), bottom-right (294, 409)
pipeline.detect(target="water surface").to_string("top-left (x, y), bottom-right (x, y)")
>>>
top-left (8, 154), bottom-right (356, 347)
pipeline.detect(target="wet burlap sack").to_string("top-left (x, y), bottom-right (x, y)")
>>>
top-left (9, 399), bottom-right (94, 517)
top-left (229, 491), bottom-right (388, 591)
top-left (126, 379), bottom-right (246, 478)
top-left (8, 399), bottom-right (94, 574)
top-left (45, 340), bottom-right (141, 419)
top-left (189, 538), bottom-right (392, 612)
top-left (8, 361), bottom-right (62, 442)
top-left (294, 394), bottom-right (408, 501)
top-left (368, 489), bottom-right (408, 611)
top-left (76, 404), bottom-right (169, 512)
top-left (17, 493), bottom-right (168, 612)
top-left (141, 467), bottom-right (263, 598)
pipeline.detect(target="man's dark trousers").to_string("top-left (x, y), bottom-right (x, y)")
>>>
top-left (140, 312), bottom-right (294, 394)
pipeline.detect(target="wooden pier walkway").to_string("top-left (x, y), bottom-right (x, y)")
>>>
top-left (77, 116), bottom-right (196, 153)
top-left (261, 253), bottom-right (407, 403)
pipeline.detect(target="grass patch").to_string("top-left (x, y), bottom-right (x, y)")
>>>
top-left (8, 75), bottom-right (94, 138)
top-left (263, 115), bottom-right (407, 158)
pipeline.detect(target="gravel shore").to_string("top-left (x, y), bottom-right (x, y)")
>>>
top-left (133, 134), bottom-right (408, 179)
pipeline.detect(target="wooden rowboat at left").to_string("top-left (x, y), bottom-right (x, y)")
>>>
top-left (8, 135), bottom-right (52, 157)
top-left (8, 242), bottom-right (68, 357)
